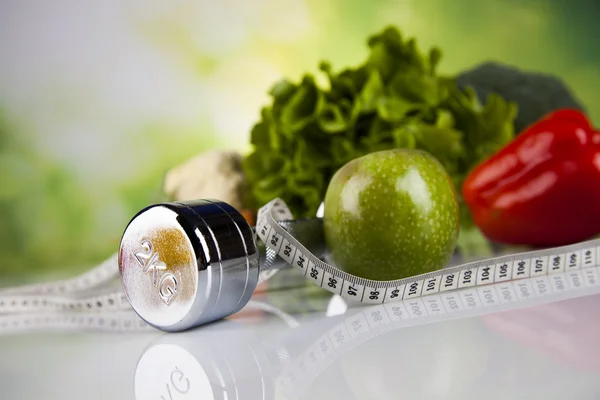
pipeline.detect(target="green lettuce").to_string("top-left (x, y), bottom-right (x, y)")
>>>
top-left (242, 26), bottom-right (517, 254)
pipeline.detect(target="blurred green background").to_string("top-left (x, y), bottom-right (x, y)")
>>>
top-left (0, 0), bottom-right (599, 279)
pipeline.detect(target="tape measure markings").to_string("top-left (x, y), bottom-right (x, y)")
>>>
top-left (0, 291), bottom-right (130, 315)
top-left (258, 198), bottom-right (600, 305)
top-left (0, 266), bottom-right (280, 320)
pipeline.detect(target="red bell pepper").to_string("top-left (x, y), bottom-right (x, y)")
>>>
top-left (462, 109), bottom-right (600, 247)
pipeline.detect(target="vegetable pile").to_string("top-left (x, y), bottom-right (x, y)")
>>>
top-left (242, 27), bottom-right (517, 246)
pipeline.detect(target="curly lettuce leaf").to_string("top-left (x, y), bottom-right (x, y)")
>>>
top-left (242, 26), bottom-right (517, 257)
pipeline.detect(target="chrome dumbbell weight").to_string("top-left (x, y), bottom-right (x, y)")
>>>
top-left (119, 199), bottom-right (324, 332)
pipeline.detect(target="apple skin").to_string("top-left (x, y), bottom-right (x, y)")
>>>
top-left (323, 149), bottom-right (459, 280)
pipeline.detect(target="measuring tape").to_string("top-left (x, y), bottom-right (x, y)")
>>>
top-left (257, 198), bottom-right (600, 305)
top-left (0, 253), bottom-right (131, 315)
top-left (0, 311), bottom-right (152, 335)
top-left (0, 256), bottom-right (275, 319)
top-left (1, 195), bottom-right (599, 333)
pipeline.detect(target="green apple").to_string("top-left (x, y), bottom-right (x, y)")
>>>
top-left (323, 149), bottom-right (459, 280)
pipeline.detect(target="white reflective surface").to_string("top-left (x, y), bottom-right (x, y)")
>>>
top-left (1, 267), bottom-right (600, 400)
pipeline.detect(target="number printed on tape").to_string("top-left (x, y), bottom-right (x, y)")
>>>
top-left (440, 272), bottom-right (458, 292)
top-left (423, 276), bottom-right (441, 295)
top-left (280, 238), bottom-right (296, 265)
top-left (385, 286), bottom-right (404, 302)
top-left (567, 251), bottom-right (581, 269)
top-left (512, 259), bottom-right (530, 279)
top-left (477, 265), bottom-right (495, 285)
top-left (342, 280), bottom-right (365, 300)
top-left (292, 251), bottom-right (309, 276)
top-left (323, 271), bottom-right (342, 295)
top-left (495, 261), bottom-right (512, 282)
top-left (269, 231), bottom-right (284, 253)
top-left (307, 261), bottom-right (323, 285)
top-left (458, 268), bottom-right (477, 288)
top-left (258, 222), bottom-right (271, 242)
top-left (363, 286), bottom-right (385, 304)
top-left (550, 254), bottom-right (565, 273)
top-left (403, 280), bottom-right (423, 298)
top-left (583, 248), bottom-right (596, 268)
top-left (531, 257), bottom-right (548, 276)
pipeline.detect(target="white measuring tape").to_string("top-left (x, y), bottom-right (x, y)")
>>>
top-left (0, 253), bottom-right (130, 315)
top-left (0, 311), bottom-right (152, 335)
top-left (0, 253), bottom-right (277, 331)
top-left (257, 198), bottom-right (600, 305)
top-left (1, 195), bottom-right (599, 333)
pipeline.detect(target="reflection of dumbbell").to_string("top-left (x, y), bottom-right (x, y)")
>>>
top-left (133, 306), bottom-right (360, 400)
top-left (135, 323), bottom-right (278, 400)
top-left (119, 200), bottom-right (324, 332)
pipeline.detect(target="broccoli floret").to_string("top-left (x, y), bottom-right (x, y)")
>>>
top-left (457, 62), bottom-right (586, 133)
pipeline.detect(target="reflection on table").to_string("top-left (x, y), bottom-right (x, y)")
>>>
top-left (134, 267), bottom-right (600, 400)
